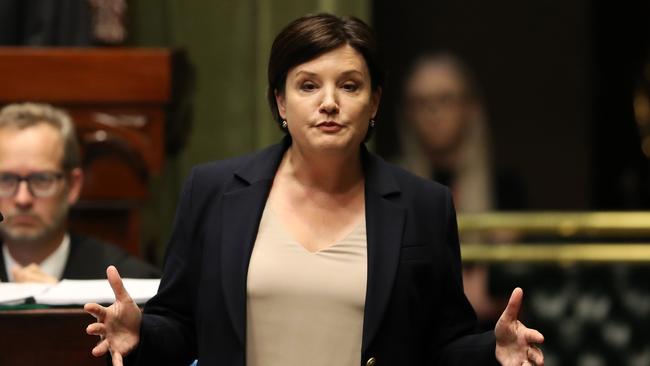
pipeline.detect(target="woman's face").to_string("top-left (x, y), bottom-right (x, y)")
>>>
top-left (404, 62), bottom-right (473, 154)
top-left (276, 44), bottom-right (380, 154)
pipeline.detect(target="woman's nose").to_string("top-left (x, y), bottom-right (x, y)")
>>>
top-left (319, 86), bottom-right (339, 115)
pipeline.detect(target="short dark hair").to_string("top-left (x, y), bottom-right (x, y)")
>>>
top-left (267, 13), bottom-right (384, 129)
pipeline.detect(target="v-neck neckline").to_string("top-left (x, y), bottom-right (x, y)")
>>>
top-left (265, 204), bottom-right (365, 254)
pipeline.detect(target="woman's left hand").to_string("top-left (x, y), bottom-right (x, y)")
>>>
top-left (494, 287), bottom-right (544, 366)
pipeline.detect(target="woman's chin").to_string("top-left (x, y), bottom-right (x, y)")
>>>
top-left (295, 131), bottom-right (365, 152)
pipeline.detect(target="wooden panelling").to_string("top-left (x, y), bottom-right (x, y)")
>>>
top-left (0, 48), bottom-right (170, 103)
top-left (0, 309), bottom-right (105, 366)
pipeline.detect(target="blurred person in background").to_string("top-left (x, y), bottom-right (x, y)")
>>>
top-left (399, 52), bottom-right (524, 328)
top-left (0, 102), bottom-right (159, 283)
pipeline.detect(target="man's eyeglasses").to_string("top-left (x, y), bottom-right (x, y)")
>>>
top-left (0, 172), bottom-right (65, 198)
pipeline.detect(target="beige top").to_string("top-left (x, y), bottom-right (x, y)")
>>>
top-left (246, 204), bottom-right (368, 366)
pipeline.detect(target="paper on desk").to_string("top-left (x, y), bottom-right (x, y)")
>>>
top-left (34, 278), bottom-right (160, 305)
top-left (0, 283), bottom-right (52, 305)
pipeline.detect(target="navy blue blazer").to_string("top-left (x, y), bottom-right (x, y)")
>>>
top-left (128, 137), bottom-right (498, 366)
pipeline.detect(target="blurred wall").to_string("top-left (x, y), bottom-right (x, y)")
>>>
top-left (127, 0), bottom-right (370, 265)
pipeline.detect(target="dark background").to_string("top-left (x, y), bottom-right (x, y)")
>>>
top-left (373, 0), bottom-right (650, 210)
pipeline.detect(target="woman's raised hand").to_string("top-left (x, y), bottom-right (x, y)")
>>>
top-left (84, 266), bottom-right (142, 366)
top-left (494, 288), bottom-right (545, 366)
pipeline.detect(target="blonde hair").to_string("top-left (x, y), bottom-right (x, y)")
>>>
top-left (0, 102), bottom-right (80, 171)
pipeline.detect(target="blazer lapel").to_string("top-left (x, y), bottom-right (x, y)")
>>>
top-left (361, 149), bottom-right (406, 353)
top-left (221, 182), bottom-right (272, 346)
top-left (219, 137), bottom-right (290, 346)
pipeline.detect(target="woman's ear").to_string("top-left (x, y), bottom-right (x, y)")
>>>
top-left (275, 89), bottom-right (287, 120)
top-left (370, 87), bottom-right (382, 118)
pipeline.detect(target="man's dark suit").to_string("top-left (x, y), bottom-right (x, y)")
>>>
top-left (0, 234), bottom-right (160, 281)
top-left (129, 136), bottom-right (499, 366)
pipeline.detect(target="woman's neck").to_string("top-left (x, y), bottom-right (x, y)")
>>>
top-left (282, 143), bottom-right (364, 194)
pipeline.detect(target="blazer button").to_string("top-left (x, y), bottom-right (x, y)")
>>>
top-left (366, 357), bottom-right (376, 366)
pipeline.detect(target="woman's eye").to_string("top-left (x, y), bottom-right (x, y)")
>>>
top-left (300, 82), bottom-right (317, 91)
top-left (342, 83), bottom-right (359, 92)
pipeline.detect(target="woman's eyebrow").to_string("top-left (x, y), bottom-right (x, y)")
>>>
top-left (293, 69), bottom-right (365, 78)
top-left (339, 70), bottom-right (364, 78)
top-left (293, 70), bottom-right (318, 78)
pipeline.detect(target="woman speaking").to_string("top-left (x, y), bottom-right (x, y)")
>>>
top-left (85, 13), bottom-right (544, 366)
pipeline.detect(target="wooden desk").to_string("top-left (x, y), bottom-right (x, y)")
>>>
top-left (0, 308), bottom-right (105, 366)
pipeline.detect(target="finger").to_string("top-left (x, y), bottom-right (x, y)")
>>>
top-left (107, 266), bottom-right (131, 302)
top-left (20, 271), bottom-right (41, 282)
top-left (13, 270), bottom-right (38, 283)
top-left (26, 269), bottom-right (57, 283)
top-left (528, 345), bottom-right (544, 365)
top-left (524, 328), bottom-right (545, 344)
top-left (501, 287), bottom-right (524, 322)
top-left (41, 273), bottom-right (58, 283)
top-left (11, 265), bottom-right (25, 281)
top-left (86, 322), bottom-right (105, 336)
top-left (84, 303), bottom-right (107, 321)
top-left (111, 350), bottom-right (124, 366)
top-left (92, 339), bottom-right (110, 357)
top-left (12, 264), bottom-right (57, 283)
top-left (25, 264), bottom-right (57, 282)
top-left (24, 263), bottom-right (39, 271)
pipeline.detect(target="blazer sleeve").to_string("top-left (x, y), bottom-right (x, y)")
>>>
top-left (436, 191), bottom-right (499, 366)
top-left (125, 170), bottom-right (200, 365)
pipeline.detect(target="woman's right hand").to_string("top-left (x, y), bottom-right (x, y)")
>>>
top-left (84, 265), bottom-right (143, 366)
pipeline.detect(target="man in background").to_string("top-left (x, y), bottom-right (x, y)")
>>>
top-left (0, 102), bottom-right (159, 283)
